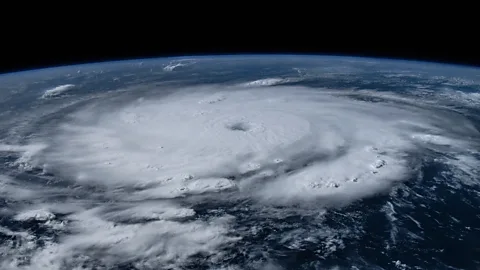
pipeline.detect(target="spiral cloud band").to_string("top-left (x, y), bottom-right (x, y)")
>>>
top-left (38, 85), bottom-right (477, 203)
top-left (1, 80), bottom-right (479, 269)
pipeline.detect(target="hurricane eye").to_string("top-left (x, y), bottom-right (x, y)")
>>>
top-left (226, 122), bottom-right (250, 132)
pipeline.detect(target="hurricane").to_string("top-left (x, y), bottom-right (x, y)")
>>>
top-left (1, 55), bottom-right (479, 270)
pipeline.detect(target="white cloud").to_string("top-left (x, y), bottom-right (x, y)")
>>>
top-left (163, 60), bottom-right (196, 71)
top-left (41, 84), bottom-right (75, 99)
top-left (2, 83), bottom-right (479, 269)
top-left (31, 85), bottom-right (479, 205)
top-left (243, 78), bottom-right (287, 86)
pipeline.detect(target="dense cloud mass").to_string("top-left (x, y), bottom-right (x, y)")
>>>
top-left (1, 58), bottom-right (480, 269)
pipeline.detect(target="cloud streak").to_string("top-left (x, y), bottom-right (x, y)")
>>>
top-left (41, 84), bottom-right (75, 99)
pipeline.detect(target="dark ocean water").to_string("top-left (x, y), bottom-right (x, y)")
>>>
top-left (1, 55), bottom-right (479, 269)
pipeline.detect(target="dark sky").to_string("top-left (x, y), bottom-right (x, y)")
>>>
top-left (2, 22), bottom-right (479, 74)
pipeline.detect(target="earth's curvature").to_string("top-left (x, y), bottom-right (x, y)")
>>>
top-left (0, 55), bottom-right (479, 270)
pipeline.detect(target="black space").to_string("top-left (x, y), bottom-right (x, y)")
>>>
top-left (1, 17), bottom-right (479, 74)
